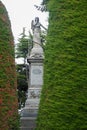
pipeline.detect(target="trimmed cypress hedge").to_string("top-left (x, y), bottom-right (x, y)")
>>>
top-left (0, 1), bottom-right (19, 130)
top-left (36, 0), bottom-right (87, 130)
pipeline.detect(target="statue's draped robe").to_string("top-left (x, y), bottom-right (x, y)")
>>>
top-left (33, 23), bottom-right (41, 47)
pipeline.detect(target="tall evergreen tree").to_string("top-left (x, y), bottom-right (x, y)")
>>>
top-left (36, 0), bottom-right (87, 130)
top-left (16, 28), bottom-right (32, 64)
top-left (0, 1), bottom-right (19, 129)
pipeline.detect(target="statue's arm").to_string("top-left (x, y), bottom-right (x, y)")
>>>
top-left (40, 23), bottom-right (47, 31)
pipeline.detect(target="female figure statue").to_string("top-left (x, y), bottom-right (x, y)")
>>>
top-left (31, 17), bottom-right (41, 46)
top-left (30, 17), bottom-right (47, 58)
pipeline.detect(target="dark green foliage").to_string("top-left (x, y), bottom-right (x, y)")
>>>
top-left (16, 37), bottom-right (28, 58)
top-left (17, 64), bottom-right (28, 91)
top-left (36, 0), bottom-right (87, 130)
top-left (16, 29), bottom-right (33, 64)
top-left (16, 64), bottom-right (28, 109)
top-left (0, 1), bottom-right (20, 129)
top-left (34, 4), bottom-right (47, 12)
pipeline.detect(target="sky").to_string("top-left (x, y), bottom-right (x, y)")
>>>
top-left (1, 0), bottom-right (49, 64)
top-left (1, 0), bottom-right (48, 43)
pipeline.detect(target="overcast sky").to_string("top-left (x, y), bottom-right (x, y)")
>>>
top-left (1, 0), bottom-right (48, 43)
top-left (1, 0), bottom-right (48, 64)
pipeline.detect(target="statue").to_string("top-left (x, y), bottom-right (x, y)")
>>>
top-left (31, 17), bottom-right (47, 47)
top-left (31, 17), bottom-right (41, 46)
top-left (30, 17), bottom-right (47, 58)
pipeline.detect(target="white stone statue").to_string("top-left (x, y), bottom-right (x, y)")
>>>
top-left (31, 17), bottom-right (47, 47)
top-left (30, 17), bottom-right (46, 58)
top-left (31, 17), bottom-right (41, 46)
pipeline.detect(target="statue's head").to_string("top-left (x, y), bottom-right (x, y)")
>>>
top-left (35, 17), bottom-right (39, 23)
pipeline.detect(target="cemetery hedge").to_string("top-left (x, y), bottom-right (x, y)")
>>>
top-left (0, 1), bottom-right (19, 130)
top-left (36, 0), bottom-right (87, 130)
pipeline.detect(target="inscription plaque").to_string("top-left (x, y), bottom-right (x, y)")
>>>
top-left (33, 69), bottom-right (41, 74)
top-left (31, 66), bottom-right (43, 85)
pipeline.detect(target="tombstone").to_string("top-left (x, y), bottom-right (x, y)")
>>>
top-left (20, 17), bottom-right (45, 130)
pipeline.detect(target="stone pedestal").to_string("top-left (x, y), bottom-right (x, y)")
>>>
top-left (20, 56), bottom-right (44, 130)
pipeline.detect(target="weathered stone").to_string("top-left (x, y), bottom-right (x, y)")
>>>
top-left (30, 65), bottom-right (43, 86)
top-left (20, 17), bottom-right (44, 130)
top-left (25, 99), bottom-right (40, 107)
top-left (20, 127), bottom-right (35, 130)
top-left (28, 88), bottom-right (41, 98)
top-left (20, 117), bottom-right (36, 128)
top-left (21, 108), bottom-right (38, 117)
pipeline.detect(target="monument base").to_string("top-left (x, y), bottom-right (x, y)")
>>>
top-left (20, 56), bottom-right (44, 130)
top-left (20, 117), bottom-right (36, 130)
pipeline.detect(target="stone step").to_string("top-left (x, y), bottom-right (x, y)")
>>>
top-left (20, 117), bottom-right (36, 128)
top-left (21, 112), bottom-right (37, 117)
top-left (21, 108), bottom-right (38, 117)
top-left (20, 127), bottom-right (35, 130)
top-left (25, 98), bottom-right (40, 108)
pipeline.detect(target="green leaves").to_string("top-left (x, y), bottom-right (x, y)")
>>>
top-left (36, 0), bottom-right (87, 130)
top-left (16, 29), bottom-right (33, 64)
top-left (0, 1), bottom-right (19, 129)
